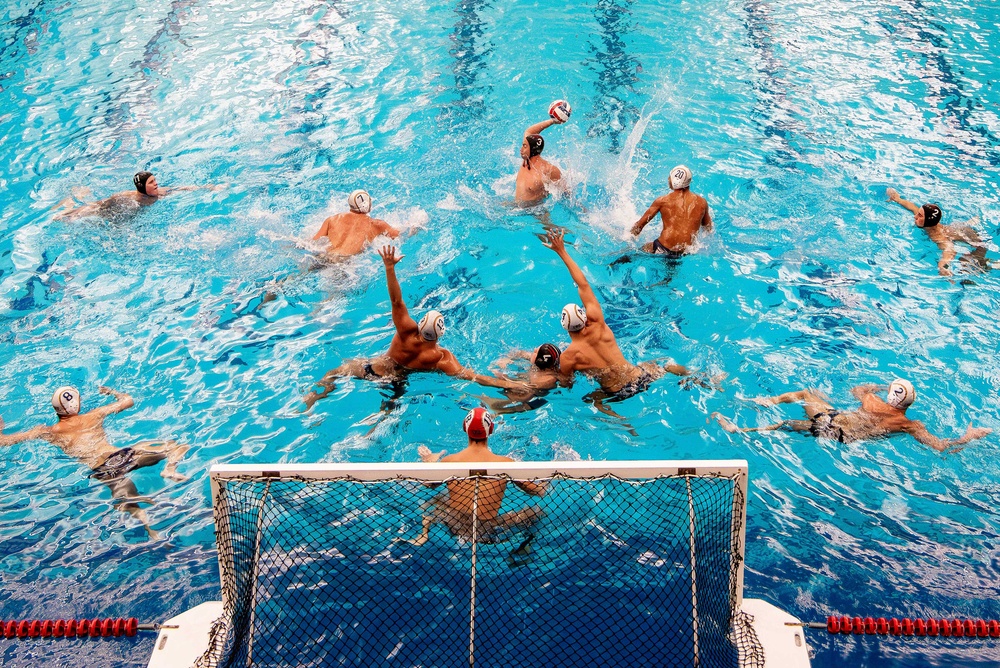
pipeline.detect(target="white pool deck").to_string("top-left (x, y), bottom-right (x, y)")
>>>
top-left (147, 598), bottom-right (811, 668)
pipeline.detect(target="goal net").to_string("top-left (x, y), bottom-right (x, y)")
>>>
top-left (195, 460), bottom-right (763, 668)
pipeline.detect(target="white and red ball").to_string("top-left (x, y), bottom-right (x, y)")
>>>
top-left (549, 99), bottom-right (572, 123)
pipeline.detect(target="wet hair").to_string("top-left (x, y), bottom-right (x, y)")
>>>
top-left (534, 343), bottom-right (560, 370)
top-left (921, 204), bottom-right (941, 228)
top-left (133, 171), bottom-right (154, 195)
top-left (523, 134), bottom-right (544, 169)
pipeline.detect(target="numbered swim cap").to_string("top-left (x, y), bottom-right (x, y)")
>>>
top-left (921, 204), bottom-right (941, 228)
top-left (52, 386), bottom-right (81, 417)
top-left (886, 379), bottom-right (915, 409)
top-left (133, 171), bottom-right (154, 195)
top-left (534, 343), bottom-right (561, 370)
top-left (549, 99), bottom-right (572, 123)
top-left (348, 189), bottom-right (372, 214)
top-left (669, 165), bottom-right (692, 190)
top-left (561, 304), bottom-right (587, 332)
top-left (463, 407), bottom-right (495, 440)
top-left (417, 310), bottom-right (445, 342)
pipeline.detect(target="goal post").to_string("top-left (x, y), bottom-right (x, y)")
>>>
top-left (198, 460), bottom-right (757, 668)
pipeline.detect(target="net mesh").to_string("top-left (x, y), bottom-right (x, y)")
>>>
top-left (195, 471), bottom-right (764, 668)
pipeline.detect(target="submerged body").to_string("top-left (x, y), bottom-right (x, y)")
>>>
top-left (312, 211), bottom-right (399, 256)
top-left (714, 383), bottom-right (991, 451)
top-left (631, 166), bottom-right (712, 255)
top-left (303, 246), bottom-right (528, 409)
top-left (0, 387), bottom-right (188, 539)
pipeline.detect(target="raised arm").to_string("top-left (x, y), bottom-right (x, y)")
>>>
top-left (905, 421), bottom-right (992, 453)
top-left (542, 229), bottom-right (604, 323)
top-left (0, 418), bottom-right (48, 448)
top-left (377, 246), bottom-right (418, 335)
top-left (524, 118), bottom-right (559, 137)
top-left (887, 188), bottom-right (920, 215)
top-left (630, 199), bottom-right (662, 236)
top-left (94, 386), bottom-right (134, 417)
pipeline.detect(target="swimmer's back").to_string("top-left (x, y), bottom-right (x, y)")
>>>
top-left (317, 212), bottom-right (399, 255)
top-left (654, 190), bottom-right (710, 251)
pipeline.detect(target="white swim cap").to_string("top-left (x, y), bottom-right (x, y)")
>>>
top-left (561, 303), bottom-right (587, 332)
top-left (52, 386), bottom-right (81, 417)
top-left (886, 379), bottom-right (915, 409)
top-left (417, 310), bottom-right (445, 342)
top-left (348, 189), bottom-right (371, 214)
top-left (548, 99), bottom-right (572, 123)
top-left (669, 165), bottom-right (692, 190)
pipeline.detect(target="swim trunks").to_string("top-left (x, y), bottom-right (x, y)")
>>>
top-left (808, 411), bottom-right (846, 443)
top-left (90, 448), bottom-right (140, 482)
top-left (651, 239), bottom-right (684, 259)
top-left (611, 370), bottom-right (656, 400)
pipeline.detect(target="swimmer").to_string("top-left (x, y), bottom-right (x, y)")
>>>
top-left (0, 386), bottom-right (189, 539)
top-left (53, 171), bottom-right (221, 222)
top-left (476, 343), bottom-right (568, 414)
top-left (515, 102), bottom-right (571, 206)
top-left (402, 408), bottom-right (546, 549)
top-left (541, 229), bottom-right (698, 410)
top-left (312, 189), bottom-right (402, 256)
top-left (303, 246), bottom-right (532, 409)
top-left (626, 165), bottom-right (712, 259)
top-left (712, 380), bottom-right (991, 452)
top-left (887, 187), bottom-right (995, 276)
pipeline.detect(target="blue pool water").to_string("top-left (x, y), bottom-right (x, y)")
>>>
top-left (1, 0), bottom-right (999, 665)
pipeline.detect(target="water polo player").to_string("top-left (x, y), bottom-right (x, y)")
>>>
top-left (53, 171), bottom-right (222, 222)
top-left (887, 187), bottom-right (996, 276)
top-left (515, 100), bottom-right (571, 205)
top-left (402, 407), bottom-right (547, 548)
top-left (628, 164), bottom-right (713, 259)
top-left (713, 379), bottom-right (991, 451)
top-left (0, 386), bottom-right (189, 539)
top-left (312, 189), bottom-right (401, 256)
top-left (303, 246), bottom-right (532, 409)
top-left (541, 229), bottom-right (694, 410)
top-left (476, 343), bottom-right (568, 414)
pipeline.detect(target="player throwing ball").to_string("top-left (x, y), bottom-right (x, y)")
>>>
top-left (515, 100), bottom-right (571, 206)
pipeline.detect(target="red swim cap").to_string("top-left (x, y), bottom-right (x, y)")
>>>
top-left (463, 407), bottom-right (495, 440)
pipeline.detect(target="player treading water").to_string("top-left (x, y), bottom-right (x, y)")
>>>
top-left (312, 189), bottom-right (401, 257)
top-left (541, 229), bottom-right (695, 409)
top-left (515, 100), bottom-right (571, 206)
top-left (303, 246), bottom-right (529, 409)
top-left (0, 386), bottom-right (189, 539)
top-left (402, 408), bottom-right (546, 553)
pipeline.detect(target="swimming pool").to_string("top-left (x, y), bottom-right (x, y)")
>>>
top-left (1, 0), bottom-right (999, 665)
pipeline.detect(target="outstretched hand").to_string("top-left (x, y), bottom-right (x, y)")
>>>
top-left (418, 445), bottom-right (446, 463)
top-left (98, 386), bottom-right (114, 395)
top-left (964, 425), bottom-right (992, 441)
top-left (886, 187), bottom-right (899, 202)
top-left (679, 372), bottom-right (726, 392)
top-left (377, 245), bottom-right (404, 267)
top-left (541, 228), bottom-right (566, 253)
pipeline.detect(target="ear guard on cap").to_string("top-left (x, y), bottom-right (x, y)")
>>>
top-left (417, 310), bottom-right (446, 342)
top-left (348, 189), bottom-right (372, 214)
top-left (669, 165), bottom-right (692, 190)
top-left (561, 304), bottom-right (587, 332)
top-left (52, 386), bottom-right (81, 417)
top-left (463, 407), bottom-right (495, 440)
top-left (886, 379), bottom-right (915, 409)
